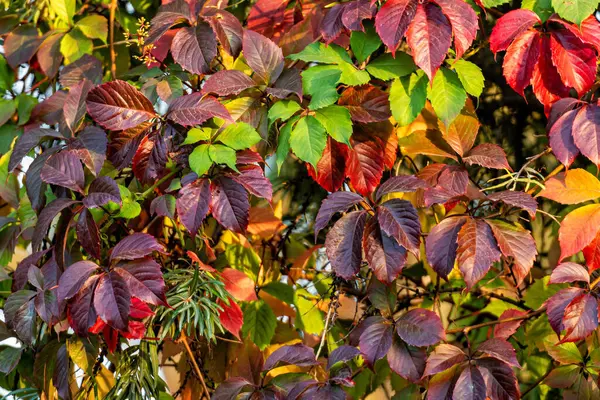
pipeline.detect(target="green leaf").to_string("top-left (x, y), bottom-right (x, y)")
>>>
top-left (51, 0), bottom-right (75, 24)
top-left (0, 99), bottom-right (16, 127)
top-left (275, 116), bottom-right (299, 174)
top-left (189, 144), bottom-right (212, 176)
top-left (302, 66), bottom-right (341, 110)
top-left (366, 52), bottom-right (416, 80)
top-left (427, 67), bottom-right (467, 127)
top-left (543, 338), bottom-right (583, 364)
top-left (225, 243), bottom-right (261, 281)
top-left (551, 0), bottom-right (597, 24)
top-left (313, 105), bottom-right (353, 145)
top-left (294, 289), bottom-right (324, 335)
top-left (0, 56), bottom-right (14, 91)
top-left (337, 63), bottom-right (371, 86)
top-left (183, 128), bottom-right (212, 145)
top-left (268, 100), bottom-right (301, 127)
top-left (0, 346), bottom-right (22, 374)
top-left (0, 125), bottom-right (21, 154)
top-left (351, 24), bottom-right (382, 63)
top-left (288, 42), bottom-right (351, 64)
top-left (16, 94), bottom-right (37, 126)
top-left (217, 122), bottom-right (261, 150)
top-left (75, 15), bottom-right (108, 43)
top-left (118, 185), bottom-right (141, 219)
top-left (524, 276), bottom-right (566, 310)
top-left (241, 300), bottom-right (276, 350)
top-left (261, 282), bottom-right (294, 304)
top-left (208, 144), bottom-right (238, 171)
top-left (521, 0), bottom-right (554, 21)
top-left (481, 0), bottom-right (509, 6)
top-left (60, 29), bottom-right (93, 64)
top-left (452, 60), bottom-right (485, 97)
top-left (389, 71), bottom-right (428, 126)
top-left (290, 116), bottom-right (327, 168)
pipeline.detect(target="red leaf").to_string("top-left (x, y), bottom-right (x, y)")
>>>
top-left (453, 365), bottom-right (486, 400)
top-left (37, 33), bottom-right (64, 78)
top-left (171, 23), bottom-right (217, 75)
top-left (218, 299), bottom-right (243, 340)
top-left (146, 0), bottom-right (191, 44)
top-left (463, 143), bottom-right (512, 170)
top-left (341, 0), bottom-right (376, 31)
top-left (558, 204), bottom-right (600, 261)
top-left (210, 177), bottom-right (250, 233)
top-left (40, 151), bottom-right (85, 193)
top-left (76, 209), bottom-right (101, 259)
top-left (202, 70), bottom-right (256, 96)
top-left (64, 79), bottom-right (94, 132)
top-left (494, 309), bottom-right (527, 339)
top-left (502, 29), bottom-right (540, 96)
top-left (374, 0), bottom-right (418, 54)
top-left (325, 211), bottom-right (368, 279)
top-left (423, 344), bottom-right (467, 376)
top-left (432, 0), bottom-right (478, 60)
top-left (545, 287), bottom-right (584, 335)
top-left (377, 199), bottom-right (421, 255)
top-left (230, 165), bottom-right (273, 202)
top-left (94, 271), bottom-right (131, 331)
top-left (572, 104), bottom-right (600, 166)
top-left (550, 29), bottom-right (596, 96)
top-left (132, 134), bottom-right (168, 184)
top-left (396, 309), bottom-right (445, 347)
top-left (70, 126), bottom-right (108, 177)
top-left (362, 217), bottom-right (407, 283)
top-left (550, 262), bottom-right (590, 284)
top-left (423, 166), bottom-right (469, 207)
top-left (338, 86), bottom-right (391, 123)
top-left (116, 258), bottom-right (167, 306)
top-left (68, 275), bottom-right (100, 336)
top-left (220, 268), bottom-right (258, 302)
top-left (487, 219), bottom-right (537, 285)
top-left (242, 29), bottom-right (284, 85)
top-left (110, 233), bottom-right (166, 262)
top-left (561, 293), bottom-right (599, 343)
top-left (314, 191), bottom-right (364, 240)
top-left (425, 216), bottom-right (467, 278)
top-left (486, 191), bottom-right (537, 217)
top-left (345, 129), bottom-right (385, 196)
top-left (387, 337), bottom-right (426, 383)
top-left (204, 9), bottom-right (244, 57)
top-left (84, 176), bottom-right (121, 209)
top-left (176, 178), bottom-right (211, 235)
top-left (476, 338), bottom-right (520, 367)
top-left (129, 297), bottom-right (154, 319)
top-left (476, 358), bottom-right (520, 400)
top-left (489, 9), bottom-right (540, 54)
top-left (167, 93), bottom-right (231, 126)
top-left (247, 0), bottom-right (288, 39)
top-left (187, 250), bottom-right (217, 272)
top-left (583, 230), bottom-right (600, 272)
top-left (531, 35), bottom-right (571, 111)
top-left (406, 3), bottom-right (452, 82)
top-left (375, 175), bottom-right (428, 201)
top-left (457, 218), bottom-right (501, 290)
top-left (307, 137), bottom-right (349, 192)
top-left (86, 81), bottom-right (156, 131)
top-left (579, 14), bottom-right (600, 53)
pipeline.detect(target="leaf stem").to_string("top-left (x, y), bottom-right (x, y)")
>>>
top-left (140, 168), bottom-right (180, 199)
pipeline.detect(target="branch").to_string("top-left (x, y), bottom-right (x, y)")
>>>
top-left (446, 308), bottom-right (545, 334)
top-left (109, 0), bottom-right (117, 80)
top-left (180, 332), bottom-right (210, 399)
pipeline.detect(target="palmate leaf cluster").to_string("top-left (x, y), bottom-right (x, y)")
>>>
top-left (0, 0), bottom-right (600, 399)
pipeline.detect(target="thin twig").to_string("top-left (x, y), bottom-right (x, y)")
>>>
top-left (109, 0), bottom-right (117, 79)
top-left (180, 332), bottom-right (210, 399)
top-left (521, 367), bottom-right (553, 398)
top-left (446, 308), bottom-right (545, 334)
top-left (315, 299), bottom-right (336, 359)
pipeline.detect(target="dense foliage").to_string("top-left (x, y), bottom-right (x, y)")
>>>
top-left (0, 0), bottom-right (600, 398)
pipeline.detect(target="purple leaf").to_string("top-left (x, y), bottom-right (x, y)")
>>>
top-left (265, 68), bottom-right (303, 100)
top-left (375, 175), bottom-right (428, 201)
top-left (549, 262), bottom-right (590, 284)
top-left (9, 128), bottom-right (64, 172)
top-left (4, 290), bottom-right (37, 345)
top-left (493, 309), bottom-right (527, 339)
top-left (4, 25), bottom-right (42, 68)
top-left (314, 192), bottom-right (364, 241)
top-left (262, 344), bottom-right (318, 370)
top-left (423, 344), bottom-right (467, 376)
top-left (362, 217), bottom-right (407, 283)
top-left (210, 177), bottom-right (250, 233)
top-left (108, 127), bottom-right (148, 170)
top-left (396, 309), bottom-right (445, 347)
top-left (545, 287), bottom-right (584, 335)
top-left (59, 54), bottom-right (103, 87)
top-left (110, 232), bottom-right (166, 262)
top-left (40, 151), bottom-right (85, 193)
top-left (12, 249), bottom-right (51, 291)
top-left (374, 0), bottom-right (418, 54)
top-left (202, 70), bottom-right (256, 96)
top-left (57, 260), bottom-right (99, 302)
top-left (32, 199), bottom-right (80, 251)
top-left (84, 176), bottom-right (121, 209)
top-left (327, 345), bottom-right (360, 370)
top-left (486, 190), bottom-right (537, 218)
top-left (146, 0), bottom-right (191, 44)
top-left (475, 357), bottom-right (520, 400)
top-left (69, 126), bottom-right (107, 176)
top-left (325, 211), bottom-right (368, 279)
top-left (242, 29), bottom-right (284, 85)
top-left (26, 149), bottom-right (57, 212)
top-left (176, 179), bottom-right (211, 235)
top-left (171, 23), bottom-right (217, 75)
top-left (359, 320), bottom-right (393, 366)
top-left (572, 104), bottom-right (600, 166)
top-left (230, 165), bottom-right (272, 202)
top-left (68, 275), bottom-right (99, 336)
top-left (387, 337), bottom-right (426, 383)
top-left (561, 293), bottom-right (599, 343)
top-left (64, 80), bottom-right (94, 132)
top-left (94, 271), bottom-right (131, 331)
top-left (115, 257), bottom-right (166, 306)
top-left (40, 255), bottom-right (61, 290)
top-left (341, 0), bottom-right (376, 31)
top-left (463, 143), bottom-right (512, 170)
top-left (86, 80), bottom-right (156, 131)
top-left (424, 166), bottom-right (469, 206)
top-left (166, 93), bottom-right (231, 126)
top-left (457, 218), bottom-right (502, 290)
top-left (76, 208), bottom-right (101, 259)
top-left (320, 3), bottom-right (346, 43)
top-left (377, 199), bottom-right (421, 255)
top-left (150, 194), bottom-right (176, 219)
top-left (30, 91), bottom-right (67, 125)
top-left (453, 365), bottom-right (486, 400)
top-left (548, 108), bottom-right (580, 167)
top-left (204, 9), bottom-right (244, 57)
top-left (476, 338), bottom-right (520, 367)
top-left (212, 378), bottom-right (255, 400)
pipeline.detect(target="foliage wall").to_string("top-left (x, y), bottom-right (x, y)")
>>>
top-left (0, 0), bottom-right (600, 398)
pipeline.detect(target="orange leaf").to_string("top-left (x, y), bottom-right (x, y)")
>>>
top-left (559, 204), bottom-right (600, 261)
top-left (538, 169), bottom-right (600, 204)
top-left (221, 268), bottom-right (258, 302)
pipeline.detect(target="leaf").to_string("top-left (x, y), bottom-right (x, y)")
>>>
top-left (377, 199), bottom-right (421, 255)
top-left (387, 337), bottom-right (426, 383)
top-left (68, 275), bottom-right (99, 335)
top-left (167, 93), bottom-right (231, 127)
top-left (350, 25), bottom-right (382, 63)
top-left (110, 233), bottom-right (166, 262)
top-left (325, 211), bottom-right (368, 279)
top-left (9, 128), bottom-right (63, 172)
top-left (552, 0), bottom-right (598, 25)
top-left (263, 344), bottom-right (318, 370)
top-left (389, 71), bottom-right (428, 126)
top-left (40, 151), bottom-right (85, 193)
top-left (217, 122), bottom-right (262, 150)
top-left (301, 65), bottom-right (341, 110)
top-left (60, 29), bottom-right (93, 64)
top-left (453, 365), bottom-right (486, 400)
top-left (540, 168), bottom-right (600, 205)
top-left (476, 358), bottom-right (520, 400)
top-left (487, 220), bottom-right (537, 285)
top-left (4, 25), bottom-right (42, 68)
top-left (221, 268), bottom-right (257, 302)
top-left (374, 0), bottom-right (417, 54)
top-left (75, 15), bottom-right (108, 43)
top-left (202, 70), bottom-right (255, 96)
top-left (477, 338), bottom-right (520, 367)
top-left (345, 128), bottom-right (386, 196)
top-left (204, 9), bottom-right (243, 57)
top-left (86, 80), bottom-right (156, 131)
top-left (489, 9), bottom-right (541, 54)
top-left (494, 309), bottom-right (528, 339)
top-left (217, 299), bottom-right (243, 340)
top-left (425, 216), bottom-right (467, 278)
top-left (37, 33), bottom-right (64, 78)
top-left (433, 0), bottom-right (478, 60)
top-left (0, 347), bottom-right (22, 374)
top-left (307, 137), bottom-right (348, 193)
top-left (583, 230), bottom-right (600, 272)
top-left (546, 287), bottom-right (585, 334)
top-left (561, 293), bottom-right (599, 342)
top-left (559, 204), bottom-right (600, 260)
top-left (59, 54), bottom-right (102, 87)
top-left (241, 300), bottom-right (276, 350)
top-left (94, 271), bottom-right (131, 331)
top-left (487, 190), bottom-right (538, 217)
top-left (572, 104), bottom-right (600, 166)
top-left (70, 126), bottom-right (107, 176)
top-left (314, 192), bottom-right (364, 241)
top-left (543, 337), bottom-right (583, 364)
top-left (501, 29), bottom-right (541, 96)
top-left (452, 60), bottom-right (485, 97)
top-left (230, 165), bottom-right (272, 202)
top-left (428, 67), bottom-right (467, 127)
top-left (115, 258), bottom-right (166, 306)
top-left (290, 116), bottom-right (327, 168)
top-left (32, 199), bottom-right (80, 251)
top-left (550, 29), bottom-right (596, 96)
top-left (338, 86), bottom-right (391, 124)
top-left (363, 217), bottom-right (407, 283)
top-left (549, 262), bottom-right (590, 284)
top-left (212, 378), bottom-right (254, 400)
top-left (342, 0), bottom-right (376, 31)
top-left (76, 209), bottom-right (101, 259)
top-left (313, 105), bottom-right (353, 145)
top-left (456, 218), bottom-right (502, 290)
top-left (4, 290), bottom-right (36, 345)
top-left (246, 0), bottom-right (287, 38)
top-left (171, 23), bottom-right (217, 75)
top-left (366, 52), bottom-right (416, 80)
top-left (210, 177), bottom-right (250, 233)
top-left (150, 195), bottom-right (176, 219)
top-left (375, 175), bottom-right (428, 202)
top-left (57, 260), bottom-right (98, 302)
top-left (548, 107), bottom-right (580, 167)
top-left (51, 0), bottom-right (75, 23)
top-left (242, 29), bottom-right (284, 85)
top-left (359, 319), bottom-right (394, 365)
top-left (424, 344), bottom-right (467, 376)
top-left (396, 309), bottom-right (445, 346)
top-left (268, 100), bottom-right (301, 127)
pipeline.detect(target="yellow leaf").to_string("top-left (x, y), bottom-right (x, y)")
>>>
top-left (538, 168), bottom-right (600, 204)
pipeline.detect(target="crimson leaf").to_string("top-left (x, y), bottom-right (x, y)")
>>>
top-left (176, 178), bottom-right (211, 235)
top-left (210, 177), bottom-right (250, 233)
top-left (110, 233), bottom-right (166, 262)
